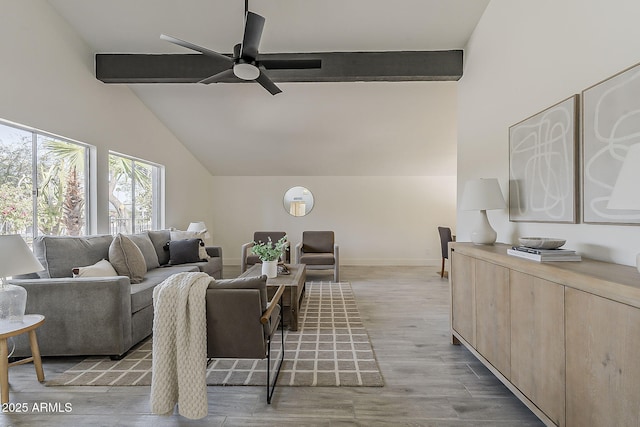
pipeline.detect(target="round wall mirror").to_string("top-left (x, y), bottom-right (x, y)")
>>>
top-left (283, 186), bottom-right (314, 217)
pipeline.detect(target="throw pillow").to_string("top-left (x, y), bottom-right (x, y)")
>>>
top-left (109, 233), bottom-right (146, 284)
top-left (168, 238), bottom-right (204, 265)
top-left (73, 259), bottom-right (118, 278)
top-left (147, 229), bottom-right (171, 265)
top-left (128, 232), bottom-right (161, 271)
top-left (170, 229), bottom-right (210, 260)
top-left (32, 234), bottom-right (113, 278)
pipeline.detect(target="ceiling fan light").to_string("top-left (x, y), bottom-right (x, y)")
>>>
top-left (233, 63), bottom-right (260, 80)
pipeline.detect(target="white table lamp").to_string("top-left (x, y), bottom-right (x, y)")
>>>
top-left (0, 235), bottom-right (44, 322)
top-left (461, 178), bottom-right (507, 245)
top-left (187, 221), bottom-right (211, 240)
top-left (607, 143), bottom-right (640, 273)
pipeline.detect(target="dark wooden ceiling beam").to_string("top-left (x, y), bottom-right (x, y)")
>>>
top-left (95, 50), bottom-right (463, 83)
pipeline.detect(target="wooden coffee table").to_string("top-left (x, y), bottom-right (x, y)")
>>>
top-left (239, 264), bottom-right (306, 330)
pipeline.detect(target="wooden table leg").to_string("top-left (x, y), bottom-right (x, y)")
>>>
top-left (28, 330), bottom-right (44, 382)
top-left (0, 338), bottom-right (9, 404)
top-left (289, 285), bottom-right (298, 331)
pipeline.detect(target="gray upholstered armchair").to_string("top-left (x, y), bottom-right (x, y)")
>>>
top-left (295, 231), bottom-right (339, 282)
top-left (205, 275), bottom-right (285, 404)
top-left (240, 231), bottom-right (290, 273)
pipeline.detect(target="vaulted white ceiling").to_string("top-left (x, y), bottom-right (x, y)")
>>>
top-left (48, 0), bottom-right (489, 176)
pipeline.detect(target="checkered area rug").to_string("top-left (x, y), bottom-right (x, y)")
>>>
top-left (46, 281), bottom-right (384, 387)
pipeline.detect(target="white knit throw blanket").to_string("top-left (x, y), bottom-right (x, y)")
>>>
top-left (150, 271), bottom-right (211, 419)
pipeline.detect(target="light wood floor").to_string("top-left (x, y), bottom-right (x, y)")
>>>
top-left (1, 266), bottom-right (543, 426)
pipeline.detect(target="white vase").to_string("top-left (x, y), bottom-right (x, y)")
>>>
top-left (261, 260), bottom-right (278, 278)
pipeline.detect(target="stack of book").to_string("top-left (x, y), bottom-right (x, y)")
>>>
top-left (507, 246), bottom-right (582, 262)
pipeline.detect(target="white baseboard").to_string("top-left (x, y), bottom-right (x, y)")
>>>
top-left (340, 258), bottom-right (440, 266)
top-left (225, 257), bottom-right (440, 267)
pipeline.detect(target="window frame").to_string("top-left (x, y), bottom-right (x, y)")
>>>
top-left (0, 118), bottom-right (93, 238)
top-left (108, 151), bottom-right (164, 234)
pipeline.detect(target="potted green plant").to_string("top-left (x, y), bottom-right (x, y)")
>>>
top-left (251, 235), bottom-right (288, 278)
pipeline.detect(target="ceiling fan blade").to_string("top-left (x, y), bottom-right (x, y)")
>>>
top-left (255, 71), bottom-right (282, 95)
top-left (240, 12), bottom-right (265, 59)
top-left (160, 34), bottom-right (233, 63)
top-left (198, 67), bottom-right (235, 84)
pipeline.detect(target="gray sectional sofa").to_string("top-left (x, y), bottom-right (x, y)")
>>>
top-left (9, 230), bottom-right (222, 358)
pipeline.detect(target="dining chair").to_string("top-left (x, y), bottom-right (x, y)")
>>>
top-left (438, 226), bottom-right (453, 278)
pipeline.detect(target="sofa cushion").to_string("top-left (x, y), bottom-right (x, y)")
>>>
top-left (109, 234), bottom-right (146, 284)
top-left (207, 275), bottom-right (268, 311)
top-left (33, 234), bottom-right (113, 278)
top-left (300, 252), bottom-right (335, 265)
top-left (73, 259), bottom-right (118, 277)
top-left (128, 232), bottom-right (160, 271)
top-left (246, 254), bottom-right (262, 265)
top-left (302, 231), bottom-right (335, 253)
top-left (130, 265), bottom-right (199, 313)
top-left (171, 230), bottom-right (210, 260)
top-left (147, 229), bottom-right (171, 265)
top-left (168, 238), bottom-right (203, 265)
top-left (191, 257), bottom-right (221, 277)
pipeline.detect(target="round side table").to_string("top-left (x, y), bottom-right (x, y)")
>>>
top-left (0, 314), bottom-right (45, 404)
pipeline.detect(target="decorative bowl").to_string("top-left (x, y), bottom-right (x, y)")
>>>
top-left (518, 237), bottom-right (566, 249)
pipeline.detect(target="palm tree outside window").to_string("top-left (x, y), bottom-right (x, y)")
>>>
top-left (0, 120), bottom-right (90, 242)
top-left (108, 152), bottom-right (163, 234)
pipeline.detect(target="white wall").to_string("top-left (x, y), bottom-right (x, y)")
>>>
top-left (0, 0), bottom-right (213, 232)
top-left (1, 0), bottom-right (458, 265)
top-left (211, 176), bottom-right (457, 266)
top-left (458, 0), bottom-right (640, 266)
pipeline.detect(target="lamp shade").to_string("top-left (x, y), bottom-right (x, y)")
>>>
top-left (0, 235), bottom-right (43, 322)
top-left (607, 143), bottom-right (640, 210)
top-left (460, 178), bottom-right (507, 211)
top-left (0, 235), bottom-right (43, 279)
top-left (187, 221), bottom-right (211, 239)
top-left (606, 144), bottom-right (640, 274)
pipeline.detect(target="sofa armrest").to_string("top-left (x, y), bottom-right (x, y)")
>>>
top-left (295, 242), bottom-right (302, 264)
top-left (261, 285), bottom-right (285, 325)
top-left (9, 276), bottom-right (133, 357)
top-left (240, 242), bottom-right (254, 273)
top-left (206, 246), bottom-right (222, 258)
top-left (282, 241), bottom-right (291, 263)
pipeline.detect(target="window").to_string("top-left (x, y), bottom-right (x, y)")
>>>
top-left (0, 120), bottom-right (90, 240)
top-left (108, 152), bottom-right (163, 234)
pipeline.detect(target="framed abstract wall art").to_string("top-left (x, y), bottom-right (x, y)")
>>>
top-left (509, 95), bottom-right (579, 223)
top-left (582, 61), bottom-right (640, 224)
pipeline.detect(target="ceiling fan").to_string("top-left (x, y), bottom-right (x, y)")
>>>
top-left (160, 2), bottom-right (311, 95)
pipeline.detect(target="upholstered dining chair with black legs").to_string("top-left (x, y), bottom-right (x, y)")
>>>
top-left (240, 231), bottom-right (290, 273)
top-left (438, 226), bottom-right (454, 278)
top-left (205, 275), bottom-right (285, 404)
top-left (295, 231), bottom-right (339, 282)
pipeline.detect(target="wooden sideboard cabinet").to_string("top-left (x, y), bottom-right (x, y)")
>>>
top-left (475, 260), bottom-right (510, 378)
top-left (450, 252), bottom-right (475, 345)
top-left (509, 270), bottom-right (565, 426)
top-left (449, 242), bottom-right (640, 427)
